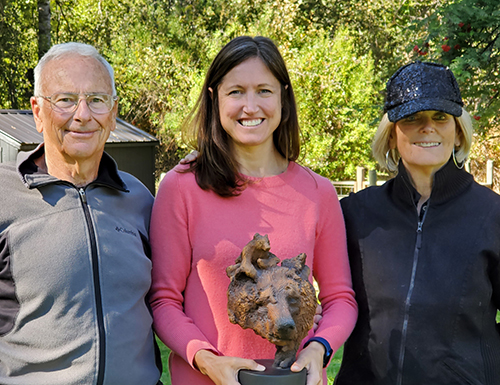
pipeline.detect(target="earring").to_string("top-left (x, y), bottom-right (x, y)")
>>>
top-left (385, 149), bottom-right (397, 172)
top-left (452, 147), bottom-right (464, 169)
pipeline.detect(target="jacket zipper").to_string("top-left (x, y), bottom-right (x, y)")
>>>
top-left (78, 188), bottom-right (106, 385)
top-left (396, 204), bottom-right (428, 385)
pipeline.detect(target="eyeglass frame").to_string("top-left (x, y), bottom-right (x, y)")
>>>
top-left (36, 93), bottom-right (118, 114)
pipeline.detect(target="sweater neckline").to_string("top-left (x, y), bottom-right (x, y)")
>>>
top-left (242, 161), bottom-right (297, 187)
top-left (395, 157), bottom-right (473, 206)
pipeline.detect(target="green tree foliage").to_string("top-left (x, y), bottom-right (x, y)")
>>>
top-left (5, 0), bottom-right (498, 182)
top-left (0, 0), bottom-right (37, 109)
top-left (289, 28), bottom-right (378, 179)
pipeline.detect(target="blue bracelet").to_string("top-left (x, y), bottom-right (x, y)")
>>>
top-left (303, 337), bottom-right (333, 368)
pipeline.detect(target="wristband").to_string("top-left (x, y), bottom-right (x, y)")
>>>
top-left (303, 337), bottom-right (333, 368)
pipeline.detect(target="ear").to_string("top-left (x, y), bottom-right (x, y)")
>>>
top-left (110, 99), bottom-right (118, 132)
top-left (208, 87), bottom-right (213, 99)
top-left (31, 96), bottom-right (44, 134)
top-left (282, 253), bottom-right (310, 280)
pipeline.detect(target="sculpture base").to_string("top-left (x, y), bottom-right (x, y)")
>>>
top-left (238, 359), bottom-right (306, 385)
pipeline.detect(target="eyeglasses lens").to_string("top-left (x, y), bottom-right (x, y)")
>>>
top-left (50, 93), bottom-right (114, 114)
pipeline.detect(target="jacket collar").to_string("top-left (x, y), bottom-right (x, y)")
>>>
top-left (17, 143), bottom-right (128, 192)
top-left (393, 157), bottom-right (474, 207)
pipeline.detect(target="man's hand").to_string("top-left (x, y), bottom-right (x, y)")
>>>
top-left (179, 150), bottom-right (199, 164)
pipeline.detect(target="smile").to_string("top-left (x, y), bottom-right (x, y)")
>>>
top-left (66, 130), bottom-right (97, 138)
top-left (239, 119), bottom-right (263, 127)
top-left (414, 142), bottom-right (440, 148)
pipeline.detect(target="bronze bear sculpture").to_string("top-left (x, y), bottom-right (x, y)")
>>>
top-left (226, 233), bottom-right (317, 368)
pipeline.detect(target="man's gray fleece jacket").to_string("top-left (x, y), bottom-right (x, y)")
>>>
top-left (0, 145), bottom-right (161, 384)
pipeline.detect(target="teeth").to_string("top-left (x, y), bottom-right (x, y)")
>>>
top-left (240, 119), bottom-right (263, 127)
top-left (415, 142), bottom-right (440, 147)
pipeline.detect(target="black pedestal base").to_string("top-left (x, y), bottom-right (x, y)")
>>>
top-left (238, 359), bottom-right (306, 385)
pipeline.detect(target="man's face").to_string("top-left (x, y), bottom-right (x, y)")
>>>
top-left (31, 55), bottom-right (117, 165)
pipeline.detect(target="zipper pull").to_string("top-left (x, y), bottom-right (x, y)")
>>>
top-left (78, 188), bottom-right (87, 204)
top-left (416, 221), bottom-right (423, 249)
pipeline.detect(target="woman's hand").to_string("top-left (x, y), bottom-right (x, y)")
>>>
top-left (179, 150), bottom-right (199, 164)
top-left (290, 341), bottom-right (325, 385)
top-left (194, 349), bottom-right (265, 385)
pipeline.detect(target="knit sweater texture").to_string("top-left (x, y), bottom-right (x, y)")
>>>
top-left (149, 161), bottom-right (358, 384)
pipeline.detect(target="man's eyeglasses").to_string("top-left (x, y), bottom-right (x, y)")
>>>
top-left (37, 93), bottom-right (118, 114)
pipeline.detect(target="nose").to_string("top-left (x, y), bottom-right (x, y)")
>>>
top-left (72, 97), bottom-right (92, 121)
top-left (276, 318), bottom-right (296, 339)
top-left (419, 116), bottom-right (436, 133)
top-left (242, 93), bottom-right (259, 114)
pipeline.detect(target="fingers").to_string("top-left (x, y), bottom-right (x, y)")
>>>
top-left (291, 342), bottom-right (325, 385)
top-left (179, 150), bottom-right (199, 164)
top-left (238, 358), bottom-right (266, 372)
top-left (313, 303), bottom-right (323, 331)
top-left (194, 350), bottom-right (264, 385)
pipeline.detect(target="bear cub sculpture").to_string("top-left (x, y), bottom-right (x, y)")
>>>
top-left (226, 233), bottom-right (317, 368)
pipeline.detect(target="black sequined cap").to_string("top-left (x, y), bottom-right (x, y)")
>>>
top-left (384, 61), bottom-right (463, 122)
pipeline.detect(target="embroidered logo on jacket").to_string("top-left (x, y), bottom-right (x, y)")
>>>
top-left (115, 226), bottom-right (137, 237)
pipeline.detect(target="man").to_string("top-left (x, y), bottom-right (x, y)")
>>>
top-left (0, 43), bottom-right (161, 384)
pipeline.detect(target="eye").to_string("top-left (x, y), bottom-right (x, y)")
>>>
top-left (53, 94), bottom-right (78, 106)
top-left (404, 114), bottom-right (419, 122)
top-left (434, 112), bottom-right (449, 121)
top-left (259, 88), bottom-right (272, 94)
top-left (228, 89), bottom-right (242, 95)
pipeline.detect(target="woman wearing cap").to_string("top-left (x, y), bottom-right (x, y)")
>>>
top-left (335, 61), bottom-right (500, 384)
top-left (149, 36), bottom-right (357, 385)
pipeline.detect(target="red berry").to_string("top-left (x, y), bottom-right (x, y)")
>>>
top-left (454, 44), bottom-right (461, 50)
top-left (413, 45), bottom-right (419, 52)
top-left (441, 45), bottom-right (451, 52)
top-left (459, 22), bottom-right (464, 28)
top-left (473, 115), bottom-right (481, 120)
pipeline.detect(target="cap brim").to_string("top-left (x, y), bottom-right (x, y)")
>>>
top-left (388, 98), bottom-right (463, 122)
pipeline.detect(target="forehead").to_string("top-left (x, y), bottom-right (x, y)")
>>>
top-left (40, 55), bottom-right (113, 95)
top-left (221, 57), bottom-right (279, 87)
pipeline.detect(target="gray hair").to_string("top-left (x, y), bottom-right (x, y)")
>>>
top-left (34, 42), bottom-right (116, 96)
top-left (372, 108), bottom-right (473, 172)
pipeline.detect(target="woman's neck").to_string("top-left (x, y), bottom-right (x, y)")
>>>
top-left (403, 163), bottom-right (435, 213)
top-left (233, 144), bottom-right (289, 178)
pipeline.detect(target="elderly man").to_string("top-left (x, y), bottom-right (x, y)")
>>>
top-left (0, 43), bottom-right (161, 384)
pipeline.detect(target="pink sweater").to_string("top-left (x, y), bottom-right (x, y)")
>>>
top-left (149, 162), bottom-right (358, 384)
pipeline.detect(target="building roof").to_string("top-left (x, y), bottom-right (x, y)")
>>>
top-left (0, 109), bottom-right (158, 147)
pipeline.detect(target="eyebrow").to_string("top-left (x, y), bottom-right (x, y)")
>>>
top-left (224, 82), bottom-right (278, 89)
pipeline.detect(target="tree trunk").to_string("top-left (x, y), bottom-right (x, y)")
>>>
top-left (37, 0), bottom-right (51, 59)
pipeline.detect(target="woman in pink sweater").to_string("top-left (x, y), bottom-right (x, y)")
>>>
top-left (149, 36), bottom-right (357, 385)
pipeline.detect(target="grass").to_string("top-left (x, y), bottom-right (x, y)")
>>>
top-left (156, 337), bottom-right (343, 385)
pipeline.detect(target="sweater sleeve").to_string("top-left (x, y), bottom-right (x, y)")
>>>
top-left (310, 181), bottom-right (358, 354)
top-left (149, 169), bottom-right (219, 369)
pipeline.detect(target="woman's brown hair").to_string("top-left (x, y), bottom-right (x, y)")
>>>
top-left (182, 36), bottom-right (301, 197)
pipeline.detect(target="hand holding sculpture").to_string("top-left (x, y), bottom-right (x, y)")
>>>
top-left (226, 234), bottom-right (317, 369)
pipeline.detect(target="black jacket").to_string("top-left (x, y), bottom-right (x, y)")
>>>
top-left (335, 159), bottom-right (500, 385)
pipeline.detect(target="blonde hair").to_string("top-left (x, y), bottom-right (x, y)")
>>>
top-left (372, 108), bottom-right (473, 172)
